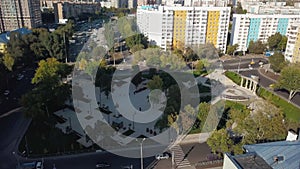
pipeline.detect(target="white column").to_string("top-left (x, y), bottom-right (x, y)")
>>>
top-left (250, 81), bottom-right (253, 91)
top-left (245, 79), bottom-right (249, 89)
top-left (241, 77), bottom-right (244, 87)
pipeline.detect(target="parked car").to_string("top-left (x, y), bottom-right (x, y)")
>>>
top-left (155, 152), bottom-right (170, 160)
top-left (121, 164), bottom-right (133, 169)
top-left (96, 162), bottom-right (110, 168)
top-left (17, 74), bottom-right (24, 80)
top-left (3, 90), bottom-right (10, 96)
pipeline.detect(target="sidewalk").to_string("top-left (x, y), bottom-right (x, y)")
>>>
top-left (180, 133), bottom-right (211, 144)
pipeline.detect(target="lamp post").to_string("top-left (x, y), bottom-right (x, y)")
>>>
top-left (136, 138), bottom-right (146, 169)
top-left (12, 151), bottom-right (20, 169)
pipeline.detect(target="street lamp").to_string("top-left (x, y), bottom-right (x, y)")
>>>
top-left (12, 151), bottom-right (20, 168)
top-left (136, 138), bottom-right (146, 169)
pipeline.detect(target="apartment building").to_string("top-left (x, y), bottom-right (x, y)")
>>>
top-left (51, 1), bottom-right (100, 24)
top-left (0, 0), bottom-right (42, 32)
top-left (285, 24), bottom-right (300, 63)
top-left (137, 5), bottom-right (231, 53)
top-left (230, 14), bottom-right (300, 52)
top-left (183, 0), bottom-right (230, 7)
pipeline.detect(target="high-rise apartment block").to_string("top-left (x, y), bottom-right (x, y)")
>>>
top-left (285, 24), bottom-right (300, 63)
top-left (0, 0), bottom-right (42, 32)
top-left (137, 5), bottom-right (231, 53)
top-left (230, 14), bottom-right (300, 52)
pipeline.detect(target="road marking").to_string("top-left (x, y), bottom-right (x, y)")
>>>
top-left (170, 145), bottom-right (195, 169)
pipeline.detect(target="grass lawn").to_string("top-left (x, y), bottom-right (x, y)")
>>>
top-left (257, 87), bottom-right (300, 122)
top-left (224, 71), bottom-right (241, 85)
top-left (18, 116), bottom-right (99, 157)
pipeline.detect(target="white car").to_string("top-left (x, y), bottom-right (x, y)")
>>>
top-left (17, 74), bottom-right (24, 80)
top-left (3, 90), bottom-right (10, 96)
top-left (36, 161), bottom-right (43, 169)
top-left (121, 164), bottom-right (133, 169)
top-left (155, 153), bottom-right (170, 160)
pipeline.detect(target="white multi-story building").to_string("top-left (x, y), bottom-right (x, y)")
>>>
top-left (184, 0), bottom-right (230, 7)
top-left (230, 14), bottom-right (300, 52)
top-left (137, 5), bottom-right (231, 53)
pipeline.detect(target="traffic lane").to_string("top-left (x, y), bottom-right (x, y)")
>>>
top-left (0, 68), bottom-right (35, 114)
top-left (43, 152), bottom-right (155, 169)
top-left (0, 111), bottom-right (30, 169)
top-left (222, 58), bottom-right (267, 65)
top-left (222, 58), bottom-right (268, 70)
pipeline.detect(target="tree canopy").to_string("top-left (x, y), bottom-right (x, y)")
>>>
top-left (268, 52), bottom-right (287, 73)
top-left (147, 75), bottom-right (163, 90)
top-left (226, 44), bottom-right (239, 55)
top-left (248, 40), bottom-right (266, 54)
top-left (22, 58), bottom-right (72, 119)
top-left (268, 32), bottom-right (287, 51)
top-left (276, 64), bottom-right (300, 101)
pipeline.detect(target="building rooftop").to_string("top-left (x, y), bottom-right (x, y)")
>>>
top-left (230, 152), bottom-right (272, 169)
top-left (0, 28), bottom-right (32, 44)
top-left (244, 141), bottom-right (300, 169)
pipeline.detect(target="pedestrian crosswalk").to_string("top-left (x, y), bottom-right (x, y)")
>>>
top-left (170, 145), bottom-right (195, 169)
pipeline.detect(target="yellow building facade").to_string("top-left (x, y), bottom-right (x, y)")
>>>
top-left (292, 29), bottom-right (300, 63)
top-left (173, 10), bottom-right (187, 49)
top-left (206, 11), bottom-right (220, 46)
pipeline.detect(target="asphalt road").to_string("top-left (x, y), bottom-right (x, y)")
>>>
top-left (0, 66), bottom-right (35, 115)
top-left (222, 57), bottom-right (268, 70)
top-left (0, 111), bottom-right (31, 169)
top-left (42, 152), bottom-right (155, 169)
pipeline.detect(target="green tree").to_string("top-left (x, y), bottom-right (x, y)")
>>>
top-left (276, 64), bottom-right (300, 101)
top-left (278, 35), bottom-right (288, 51)
top-left (183, 47), bottom-right (197, 62)
top-left (269, 52), bottom-right (287, 73)
top-left (32, 58), bottom-right (62, 85)
top-left (130, 44), bottom-right (144, 53)
top-left (248, 40), bottom-right (266, 54)
top-left (85, 59), bottom-right (107, 82)
top-left (125, 34), bottom-right (148, 49)
top-left (91, 46), bottom-right (106, 60)
top-left (226, 44), bottom-right (239, 55)
top-left (235, 2), bottom-right (247, 14)
top-left (207, 129), bottom-right (234, 155)
top-left (6, 32), bottom-right (33, 64)
top-left (268, 32), bottom-right (282, 50)
top-left (195, 60), bottom-right (205, 72)
top-left (147, 75), bottom-right (163, 90)
top-left (22, 58), bottom-right (71, 119)
top-left (2, 53), bottom-right (15, 71)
